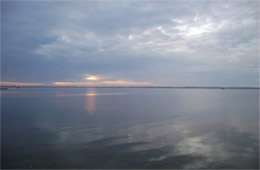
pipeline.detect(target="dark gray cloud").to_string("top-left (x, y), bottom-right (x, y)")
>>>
top-left (1, 0), bottom-right (259, 86)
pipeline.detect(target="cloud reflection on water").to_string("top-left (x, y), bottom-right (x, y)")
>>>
top-left (1, 88), bottom-right (259, 169)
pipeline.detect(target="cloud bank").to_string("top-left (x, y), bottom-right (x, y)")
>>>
top-left (1, 0), bottom-right (259, 86)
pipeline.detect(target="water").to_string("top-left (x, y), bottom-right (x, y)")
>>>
top-left (1, 88), bottom-right (259, 169)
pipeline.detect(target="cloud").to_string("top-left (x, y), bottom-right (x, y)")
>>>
top-left (53, 80), bottom-right (151, 86)
top-left (1, 0), bottom-right (259, 86)
top-left (0, 81), bottom-right (44, 86)
top-left (103, 80), bottom-right (151, 86)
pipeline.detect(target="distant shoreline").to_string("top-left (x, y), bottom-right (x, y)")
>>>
top-left (1, 86), bottom-right (259, 90)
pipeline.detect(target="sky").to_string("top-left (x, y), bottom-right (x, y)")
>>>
top-left (1, 0), bottom-right (259, 86)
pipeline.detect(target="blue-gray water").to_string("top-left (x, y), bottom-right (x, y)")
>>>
top-left (1, 88), bottom-right (259, 169)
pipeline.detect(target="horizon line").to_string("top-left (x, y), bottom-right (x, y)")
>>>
top-left (1, 85), bottom-right (259, 89)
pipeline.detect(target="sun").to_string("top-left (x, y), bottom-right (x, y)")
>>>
top-left (85, 75), bottom-right (99, 81)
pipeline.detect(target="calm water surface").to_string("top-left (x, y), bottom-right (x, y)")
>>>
top-left (1, 88), bottom-right (259, 169)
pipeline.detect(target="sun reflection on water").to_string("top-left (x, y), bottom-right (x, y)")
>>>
top-left (86, 88), bottom-right (96, 115)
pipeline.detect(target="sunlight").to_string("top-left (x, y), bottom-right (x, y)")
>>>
top-left (185, 23), bottom-right (213, 37)
top-left (86, 88), bottom-right (96, 115)
top-left (103, 80), bottom-right (151, 86)
top-left (52, 79), bottom-right (151, 86)
top-left (53, 81), bottom-right (94, 86)
top-left (128, 34), bottom-right (133, 40)
top-left (85, 75), bottom-right (99, 81)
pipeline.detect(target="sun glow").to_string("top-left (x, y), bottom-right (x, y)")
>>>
top-left (103, 80), bottom-right (151, 86)
top-left (85, 75), bottom-right (99, 81)
top-left (52, 76), bottom-right (152, 86)
top-left (53, 82), bottom-right (94, 86)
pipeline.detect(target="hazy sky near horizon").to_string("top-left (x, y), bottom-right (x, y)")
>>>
top-left (1, 0), bottom-right (259, 86)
